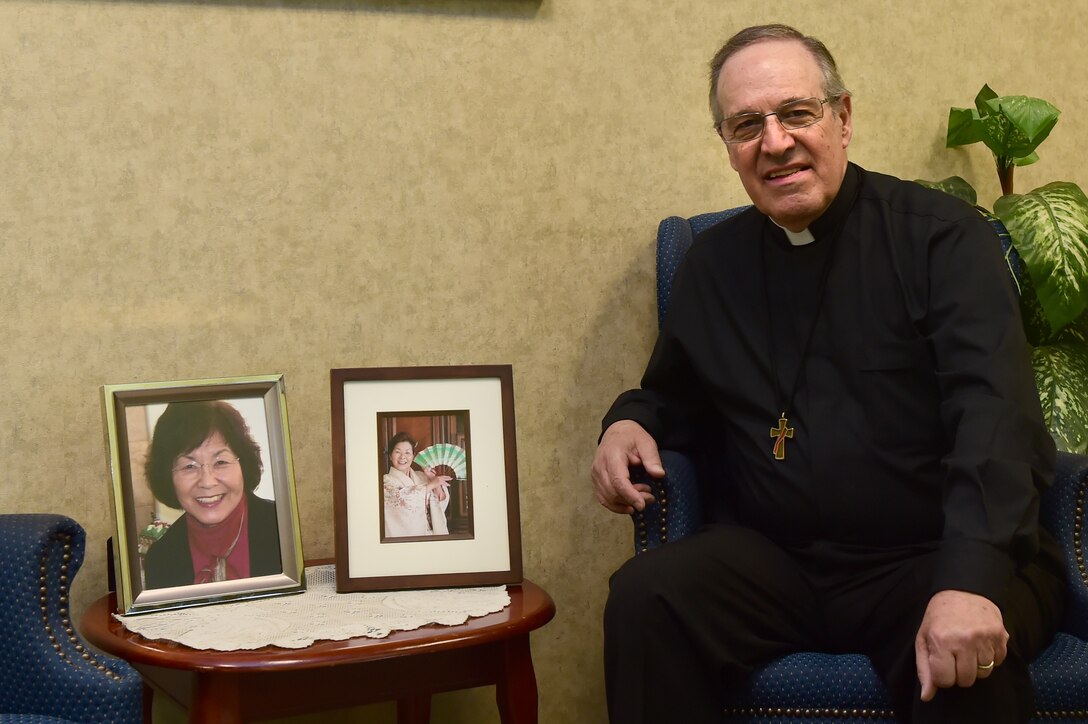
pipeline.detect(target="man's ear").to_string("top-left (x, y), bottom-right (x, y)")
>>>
top-left (837, 94), bottom-right (853, 149)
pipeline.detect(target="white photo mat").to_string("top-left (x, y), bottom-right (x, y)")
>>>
top-left (344, 378), bottom-right (509, 576)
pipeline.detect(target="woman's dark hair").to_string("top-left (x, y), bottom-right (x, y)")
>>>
top-left (386, 432), bottom-right (416, 458)
top-left (145, 400), bottom-right (264, 508)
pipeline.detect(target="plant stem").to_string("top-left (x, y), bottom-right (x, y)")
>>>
top-left (997, 157), bottom-right (1015, 196)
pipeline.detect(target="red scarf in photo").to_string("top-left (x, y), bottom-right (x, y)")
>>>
top-left (186, 494), bottom-right (251, 584)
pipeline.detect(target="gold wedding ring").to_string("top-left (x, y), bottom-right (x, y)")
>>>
top-left (977, 660), bottom-right (995, 671)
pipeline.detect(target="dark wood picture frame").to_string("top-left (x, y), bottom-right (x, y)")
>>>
top-left (331, 365), bottom-right (523, 593)
top-left (102, 374), bottom-right (306, 615)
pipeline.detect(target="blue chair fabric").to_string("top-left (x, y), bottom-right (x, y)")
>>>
top-left (0, 514), bottom-right (144, 724)
top-left (630, 208), bottom-right (1088, 723)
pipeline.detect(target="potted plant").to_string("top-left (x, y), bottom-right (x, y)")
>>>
top-left (919, 85), bottom-right (1088, 453)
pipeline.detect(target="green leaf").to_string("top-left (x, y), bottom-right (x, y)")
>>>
top-left (1013, 152), bottom-right (1040, 167)
top-left (1032, 342), bottom-right (1088, 453)
top-left (945, 86), bottom-right (1060, 169)
top-left (974, 84), bottom-right (999, 115)
top-left (979, 95), bottom-right (1059, 160)
top-left (995, 182), bottom-right (1088, 331)
top-left (913, 176), bottom-right (978, 206)
top-left (1016, 254), bottom-right (1052, 345)
top-left (947, 107), bottom-right (984, 147)
top-left (1013, 265), bottom-right (1088, 344)
top-left (1055, 308), bottom-right (1088, 344)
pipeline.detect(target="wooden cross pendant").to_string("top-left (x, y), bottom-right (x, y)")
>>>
top-left (770, 414), bottom-right (794, 461)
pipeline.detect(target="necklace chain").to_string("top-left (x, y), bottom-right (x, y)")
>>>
top-left (760, 208), bottom-right (853, 461)
top-left (197, 508), bottom-right (247, 584)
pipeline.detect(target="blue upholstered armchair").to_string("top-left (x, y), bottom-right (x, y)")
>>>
top-left (0, 514), bottom-right (144, 724)
top-left (631, 208), bottom-right (1088, 723)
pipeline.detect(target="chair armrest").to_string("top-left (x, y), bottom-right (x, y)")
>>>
top-left (630, 451), bottom-right (704, 554)
top-left (1042, 452), bottom-right (1088, 639)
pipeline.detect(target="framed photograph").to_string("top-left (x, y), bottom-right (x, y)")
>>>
top-left (331, 365), bottom-right (522, 592)
top-left (102, 374), bottom-right (306, 615)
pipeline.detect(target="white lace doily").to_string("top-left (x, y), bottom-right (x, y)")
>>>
top-left (115, 564), bottom-right (510, 650)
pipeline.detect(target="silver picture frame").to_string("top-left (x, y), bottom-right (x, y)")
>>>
top-left (102, 374), bottom-right (305, 615)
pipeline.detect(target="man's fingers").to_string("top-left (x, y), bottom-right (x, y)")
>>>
top-left (954, 651), bottom-right (978, 688)
top-left (600, 475), bottom-right (654, 513)
top-left (915, 637), bottom-right (936, 702)
top-left (928, 652), bottom-right (957, 691)
top-left (994, 630), bottom-right (1010, 667)
top-left (592, 421), bottom-right (663, 513)
top-left (595, 488), bottom-right (654, 514)
top-left (917, 633), bottom-right (962, 701)
top-left (632, 441), bottom-right (665, 478)
top-left (975, 634), bottom-right (1005, 681)
top-left (591, 451), bottom-right (653, 513)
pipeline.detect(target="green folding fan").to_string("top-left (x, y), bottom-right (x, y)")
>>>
top-left (414, 443), bottom-right (468, 478)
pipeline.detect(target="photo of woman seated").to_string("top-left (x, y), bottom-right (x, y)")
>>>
top-left (142, 400), bottom-right (282, 589)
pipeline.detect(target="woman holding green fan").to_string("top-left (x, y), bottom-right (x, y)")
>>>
top-left (382, 432), bottom-right (452, 537)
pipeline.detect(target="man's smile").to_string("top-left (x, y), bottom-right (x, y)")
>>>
top-left (765, 166), bottom-right (809, 182)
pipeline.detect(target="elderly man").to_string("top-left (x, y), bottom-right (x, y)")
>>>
top-left (591, 24), bottom-right (1064, 724)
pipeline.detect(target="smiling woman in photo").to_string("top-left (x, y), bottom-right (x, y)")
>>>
top-left (382, 432), bottom-right (452, 538)
top-left (142, 400), bottom-right (282, 589)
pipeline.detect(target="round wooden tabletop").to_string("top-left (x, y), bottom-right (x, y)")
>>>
top-left (81, 578), bottom-right (556, 673)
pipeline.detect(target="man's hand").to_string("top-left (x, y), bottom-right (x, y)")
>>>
top-left (915, 589), bottom-right (1009, 702)
top-left (591, 420), bottom-right (663, 514)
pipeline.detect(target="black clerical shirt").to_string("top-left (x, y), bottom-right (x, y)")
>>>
top-left (604, 163), bottom-right (1057, 608)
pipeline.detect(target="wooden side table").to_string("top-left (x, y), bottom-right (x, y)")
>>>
top-left (80, 578), bottom-right (556, 724)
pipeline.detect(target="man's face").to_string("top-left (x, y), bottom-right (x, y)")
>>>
top-left (716, 39), bottom-right (852, 232)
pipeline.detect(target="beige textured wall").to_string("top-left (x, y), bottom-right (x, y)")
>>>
top-left (1, 1), bottom-right (1084, 722)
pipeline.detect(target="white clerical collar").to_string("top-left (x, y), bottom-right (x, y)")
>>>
top-left (771, 219), bottom-right (816, 246)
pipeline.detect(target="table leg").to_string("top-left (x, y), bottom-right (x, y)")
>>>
top-left (189, 672), bottom-right (242, 724)
top-left (496, 634), bottom-right (538, 724)
top-left (141, 682), bottom-right (154, 724)
top-left (397, 695), bottom-right (431, 724)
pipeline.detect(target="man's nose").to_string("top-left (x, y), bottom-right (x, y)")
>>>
top-left (760, 114), bottom-right (795, 154)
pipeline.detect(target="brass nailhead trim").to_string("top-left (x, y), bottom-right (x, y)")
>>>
top-left (635, 479), bottom-right (668, 554)
top-left (725, 707), bottom-right (895, 719)
top-left (39, 533), bottom-right (123, 682)
top-left (1075, 476), bottom-right (1087, 589)
top-left (1034, 711), bottom-right (1088, 718)
top-left (724, 705), bottom-right (1088, 719)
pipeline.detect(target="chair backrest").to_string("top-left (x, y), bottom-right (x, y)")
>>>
top-left (1039, 454), bottom-right (1088, 637)
top-left (0, 514), bottom-right (86, 668)
top-left (0, 514), bottom-right (143, 723)
top-left (0, 514), bottom-right (87, 716)
top-left (655, 207), bottom-right (748, 329)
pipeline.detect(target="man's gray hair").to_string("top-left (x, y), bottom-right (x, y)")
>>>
top-left (708, 24), bottom-right (851, 127)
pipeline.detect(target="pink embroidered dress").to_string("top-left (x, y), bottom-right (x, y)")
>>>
top-left (382, 468), bottom-right (450, 537)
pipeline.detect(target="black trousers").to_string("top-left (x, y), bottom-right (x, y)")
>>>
top-left (604, 525), bottom-right (1064, 724)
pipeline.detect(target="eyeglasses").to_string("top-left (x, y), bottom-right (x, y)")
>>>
top-left (171, 457), bottom-right (240, 483)
top-left (717, 97), bottom-right (835, 144)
